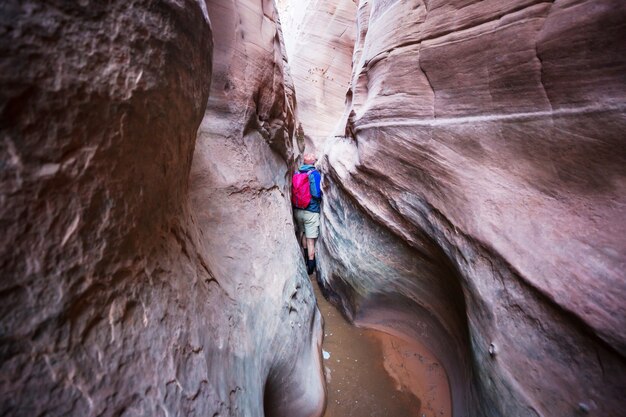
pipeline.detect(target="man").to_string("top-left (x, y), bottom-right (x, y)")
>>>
top-left (293, 153), bottom-right (322, 275)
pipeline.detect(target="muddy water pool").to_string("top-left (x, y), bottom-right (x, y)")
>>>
top-left (312, 277), bottom-right (451, 417)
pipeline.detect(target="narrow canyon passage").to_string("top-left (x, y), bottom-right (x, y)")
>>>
top-left (312, 273), bottom-right (451, 417)
top-left (1, 0), bottom-right (625, 416)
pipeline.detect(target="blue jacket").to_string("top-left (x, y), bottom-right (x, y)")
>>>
top-left (299, 164), bottom-right (322, 213)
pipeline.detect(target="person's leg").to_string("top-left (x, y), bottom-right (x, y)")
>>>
top-left (306, 237), bottom-right (315, 260)
top-left (302, 232), bottom-right (308, 260)
top-left (303, 213), bottom-right (319, 254)
top-left (301, 232), bottom-right (307, 250)
top-left (303, 211), bottom-right (320, 274)
top-left (295, 209), bottom-right (308, 259)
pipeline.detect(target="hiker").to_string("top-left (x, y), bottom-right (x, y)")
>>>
top-left (292, 153), bottom-right (322, 275)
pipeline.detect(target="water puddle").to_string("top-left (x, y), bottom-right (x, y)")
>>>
top-left (312, 277), bottom-right (452, 417)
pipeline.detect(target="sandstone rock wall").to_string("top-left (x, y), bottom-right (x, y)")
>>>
top-left (276, 0), bottom-right (357, 153)
top-left (189, 0), bottom-right (325, 416)
top-left (308, 1), bottom-right (626, 416)
top-left (0, 1), bottom-right (324, 416)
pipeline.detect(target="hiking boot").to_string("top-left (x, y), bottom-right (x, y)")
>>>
top-left (307, 258), bottom-right (316, 275)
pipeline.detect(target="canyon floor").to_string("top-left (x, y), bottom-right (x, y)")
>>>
top-left (312, 275), bottom-right (451, 417)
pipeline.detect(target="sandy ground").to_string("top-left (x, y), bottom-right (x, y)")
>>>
top-left (312, 277), bottom-right (452, 417)
top-left (369, 329), bottom-right (451, 417)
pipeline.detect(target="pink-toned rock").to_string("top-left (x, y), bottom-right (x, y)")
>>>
top-left (190, 1), bottom-right (325, 416)
top-left (294, 1), bottom-right (626, 416)
top-left (0, 1), bottom-right (324, 416)
top-left (0, 1), bottom-right (213, 414)
top-left (276, 0), bottom-right (357, 153)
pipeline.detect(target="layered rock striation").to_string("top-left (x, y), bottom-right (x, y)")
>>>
top-left (190, 1), bottom-right (325, 416)
top-left (276, 0), bottom-right (357, 153)
top-left (0, 1), bottom-right (323, 416)
top-left (294, 1), bottom-right (626, 416)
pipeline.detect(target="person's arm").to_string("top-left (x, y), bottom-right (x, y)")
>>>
top-left (309, 170), bottom-right (322, 198)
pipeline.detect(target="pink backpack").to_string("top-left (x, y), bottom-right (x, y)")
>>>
top-left (292, 171), bottom-right (311, 209)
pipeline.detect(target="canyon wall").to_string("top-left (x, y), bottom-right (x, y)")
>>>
top-left (284, 1), bottom-right (626, 416)
top-left (189, 1), bottom-right (325, 416)
top-left (276, 0), bottom-right (357, 153)
top-left (0, 1), bottom-right (324, 416)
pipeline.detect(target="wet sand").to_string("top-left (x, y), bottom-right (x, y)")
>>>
top-left (312, 278), bottom-right (451, 417)
top-left (371, 329), bottom-right (451, 417)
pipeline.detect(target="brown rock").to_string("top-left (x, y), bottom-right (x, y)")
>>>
top-left (280, 0), bottom-right (626, 416)
top-left (190, 1), bottom-right (325, 416)
top-left (276, 0), bottom-right (357, 153)
top-left (0, 1), bottom-right (213, 414)
top-left (0, 1), bottom-right (324, 416)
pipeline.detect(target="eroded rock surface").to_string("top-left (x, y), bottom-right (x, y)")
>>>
top-left (0, 1), bottom-right (324, 416)
top-left (276, 0), bottom-right (357, 153)
top-left (295, 1), bottom-right (626, 416)
top-left (190, 1), bottom-right (325, 416)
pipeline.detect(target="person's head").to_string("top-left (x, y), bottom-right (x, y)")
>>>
top-left (303, 153), bottom-right (317, 165)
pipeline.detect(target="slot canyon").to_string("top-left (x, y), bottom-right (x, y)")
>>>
top-left (1, 0), bottom-right (625, 416)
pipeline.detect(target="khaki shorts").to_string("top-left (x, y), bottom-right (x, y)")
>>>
top-left (294, 209), bottom-right (320, 239)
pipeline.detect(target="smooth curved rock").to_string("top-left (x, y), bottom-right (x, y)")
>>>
top-left (276, 0), bottom-right (357, 153)
top-left (190, 1), bottom-right (325, 416)
top-left (0, 1), bottom-right (324, 416)
top-left (282, 0), bottom-right (626, 416)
